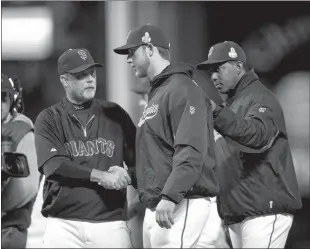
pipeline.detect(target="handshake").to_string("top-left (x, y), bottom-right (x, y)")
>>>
top-left (90, 165), bottom-right (132, 190)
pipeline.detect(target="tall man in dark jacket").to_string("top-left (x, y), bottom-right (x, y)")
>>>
top-left (114, 24), bottom-right (219, 248)
top-left (197, 41), bottom-right (302, 248)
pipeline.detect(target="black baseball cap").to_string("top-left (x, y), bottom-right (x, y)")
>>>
top-left (114, 24), bottom-right (170, 55)
top-left (1, 74), bottom-right (14, 96)
top-left (58, 48), bottom-right (103, 75)
top-left (196, 41), bottom-right (246, 70)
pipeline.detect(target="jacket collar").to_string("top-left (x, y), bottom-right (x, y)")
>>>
top-left (149, 65), bottom-right (171, 92)
top-left (149, 63), bottom-right (194, 95)
top-left (62, 97), bottom-right (94, 116)
top-left (227, 69), bottom-right (259, 103)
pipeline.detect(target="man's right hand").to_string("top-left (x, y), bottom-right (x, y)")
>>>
top-left (107, 165), bottom-right (132, 188)
top-left (90, 168), bottom-right (131, 190)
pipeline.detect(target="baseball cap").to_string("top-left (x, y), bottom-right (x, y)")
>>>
top-left (196, 41), bottom-right (246, 70)
top-left (114, 24), bottom-right (170, 55)
top-left (1, 74), bottom-right (14, 96)
top-left (58, 48), bottom-right (103, 75)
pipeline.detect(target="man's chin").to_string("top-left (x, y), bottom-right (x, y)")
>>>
top-left (83, 92), bottom-right (95, 100)
top-left (218, 88), bottom-right (227, 94)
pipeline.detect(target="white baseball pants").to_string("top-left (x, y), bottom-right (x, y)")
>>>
top-left (42, 217), bottom-right (133, 248)
top-left (195, 197), bottom-right (230, 248)
top-left (228, 213), bottom-right (293, 248)
top-left (143, 197), bottom-right (220, 248)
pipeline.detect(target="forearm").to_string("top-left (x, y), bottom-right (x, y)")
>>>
top-left (43, 157), bottom-right (126, 190)
top-left (161, 146), bottom-right (203, 203)
top-left (214, 106), bottom-right (278, 149)
top-left (42, 157), bottom-right (92, 181)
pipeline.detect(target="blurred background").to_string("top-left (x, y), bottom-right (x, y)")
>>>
top-left (1, 1), bottom-right (309, 248)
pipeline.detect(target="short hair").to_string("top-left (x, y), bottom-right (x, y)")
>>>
top-left (142, 45), bottom-right (171, 61)
top-left (228, 61), bottom-right (250, 71)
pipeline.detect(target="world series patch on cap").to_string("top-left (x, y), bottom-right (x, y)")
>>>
top-left (196, 41), bottom-right (247, 70)
top-left (114, 24), bottom-right (170, 55)
top-left (58, 48), bottom-right (103, 75)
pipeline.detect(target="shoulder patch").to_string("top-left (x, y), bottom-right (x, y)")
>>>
top-left (190, 106), bottom-right (195, 115)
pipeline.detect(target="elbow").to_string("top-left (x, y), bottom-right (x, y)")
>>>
top-left (175, 145), bottom-right (204, 173)
top-left (252, 127), bottom-right (270, 149)
top-left (244, 126), bottom-right (279, 152)
top-left (241, 118), bottom-right (278, 150)
top-left (256, 118), bottom-right (280, 149)
top-left (258, 128), bottom-right (280, 151)
top-left (41, 156), bottom-right (70, 178)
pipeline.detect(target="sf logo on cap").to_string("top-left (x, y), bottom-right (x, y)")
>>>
top-left (78, 50), bottom-right (87, 60)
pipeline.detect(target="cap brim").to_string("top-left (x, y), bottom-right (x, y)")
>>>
top-left (114, 44), bottom-right (139, 55)
top-left (67, 63), bottom-right (103, 73)
top-left (196, 59), bottom-right (229, 70)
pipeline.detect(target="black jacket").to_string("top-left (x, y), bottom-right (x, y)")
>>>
top-left (136, 64), bottom-right (219, 210)
top-left (214, 69), bottom-right (302, 224)
top-left (35, 98), bottom-right (136, 221)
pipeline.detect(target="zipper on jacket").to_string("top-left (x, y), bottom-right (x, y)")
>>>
top-left (72, 114), bottom-right (95, 137)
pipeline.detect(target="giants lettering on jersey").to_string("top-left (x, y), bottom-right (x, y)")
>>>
top-left (64, 138), bottom-right (115, 157)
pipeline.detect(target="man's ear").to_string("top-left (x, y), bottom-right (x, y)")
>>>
top-left (60, 75), bottom-right (68, 88)
top-left (146, 44), bottom-right (154, 57)
top-left (235, 61), bottom-right (243, 72)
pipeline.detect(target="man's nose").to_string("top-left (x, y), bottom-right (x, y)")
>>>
top-left (127, 55), bottom-right (132, 64)
top-left (86, 74), bottom-right (95, 83)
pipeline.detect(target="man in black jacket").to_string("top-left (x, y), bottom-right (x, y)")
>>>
top-left (197, 41), bottom-right (302, 248)
top-left (114, 24), bottom-right (219, 248)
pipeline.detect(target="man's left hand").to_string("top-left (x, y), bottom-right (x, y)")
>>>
top-left (155, 199), bottom-right (175, 229)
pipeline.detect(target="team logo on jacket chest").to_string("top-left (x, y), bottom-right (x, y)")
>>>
top-left (64, 138), bottom-right (115, 157)
top-left (138, 103), bottom-right (159, 127)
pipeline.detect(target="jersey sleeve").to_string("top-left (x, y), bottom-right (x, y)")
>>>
top-left (214, 95), bottom-right (279, 151)
top-left (161, 78), bottom-right (211, 203)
